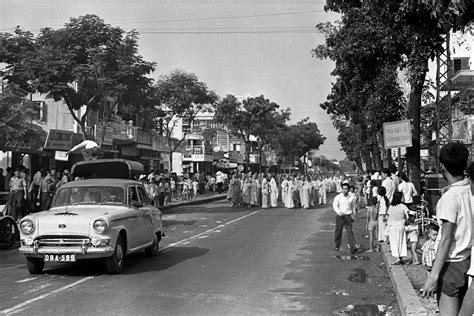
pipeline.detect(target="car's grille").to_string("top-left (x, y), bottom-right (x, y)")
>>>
top-left (36, 236), bottom-right (91, 247)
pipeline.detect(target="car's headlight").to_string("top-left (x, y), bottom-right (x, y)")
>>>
top-left (20, 219), bottom-right (35, 235)
top-left (93, 219), bottom-right (108, 233)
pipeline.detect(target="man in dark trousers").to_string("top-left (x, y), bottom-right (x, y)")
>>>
top-left (332, 182), bottom-right (358, 254)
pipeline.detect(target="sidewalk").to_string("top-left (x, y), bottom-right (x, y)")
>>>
top-left (159, 191), bottom-right (227, 212)
top-left (380, 243), bottom-right (438, 315)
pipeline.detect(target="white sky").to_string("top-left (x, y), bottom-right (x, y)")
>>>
top-left (1, 0), bottom-right (345, 160)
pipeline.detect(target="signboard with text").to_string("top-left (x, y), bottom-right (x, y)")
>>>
top-left (44, 129), bottom-right (74, 150)
top-left (383, 120), bottom-right (412, 149)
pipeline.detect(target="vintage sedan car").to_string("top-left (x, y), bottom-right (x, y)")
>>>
top-left (18, 160), bottom-right (163, 274)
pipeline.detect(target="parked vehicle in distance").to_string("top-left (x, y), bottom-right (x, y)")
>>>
top-left (18, 159), bottom-right (163, 274)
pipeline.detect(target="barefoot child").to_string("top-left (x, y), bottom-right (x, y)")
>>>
top-left (421, 224), bottom-right (439, 271)
top-left (366, 197), bottom-right (379, 252)
top-left (405, 210), bottom-right (420, 265)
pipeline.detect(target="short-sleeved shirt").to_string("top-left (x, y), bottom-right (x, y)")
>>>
top-left (421, 239), bottom-right (439, 267)
top-left (436, 179), bottom-right (472, 262)
top-left (10, 176), bottom-right (26, 191)
top-left (398, 181), bottom-right (418, 204)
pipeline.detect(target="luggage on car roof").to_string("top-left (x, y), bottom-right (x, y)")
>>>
top-left (72, 159), bottom-right (144, 180)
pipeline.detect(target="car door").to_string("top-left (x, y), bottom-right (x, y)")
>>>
top-left (127, 185), bottom-right (142, 249)
top-left (136, 186), bottom-right (155, 245)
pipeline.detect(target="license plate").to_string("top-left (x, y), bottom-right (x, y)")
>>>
top-left (44, 254), bottom-right (76, 262)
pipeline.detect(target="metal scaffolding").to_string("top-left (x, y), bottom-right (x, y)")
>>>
top-left (434, 33), bottom-right (453, 172)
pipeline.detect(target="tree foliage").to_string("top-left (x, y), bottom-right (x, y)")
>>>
top-left (0, 91), bottom-right (46, 148)
top-left (153, 69), bottom-right (218, 171)
top-left (276, 118), bottom-right (326, 163)
top-left (214, 94), bottom-right (290, 171)
top-left (0, 14), bottom-right (156, 140)
top-left (316, 0), bottom-right (474, 182)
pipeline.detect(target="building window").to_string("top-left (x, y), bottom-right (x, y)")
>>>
top-left (232, 143), bottom-right (241, 152)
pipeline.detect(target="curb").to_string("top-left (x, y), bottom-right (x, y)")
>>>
top-left (380, 244), bottom-right (431, 315)
top-left (160, 194), bottom-right (227, 212)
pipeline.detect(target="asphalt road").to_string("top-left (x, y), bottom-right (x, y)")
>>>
top-left (0, 195), bottom-right (400, 315)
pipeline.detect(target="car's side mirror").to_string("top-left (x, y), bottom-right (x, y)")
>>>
top-left (130, 200), bottom-right (143, 208)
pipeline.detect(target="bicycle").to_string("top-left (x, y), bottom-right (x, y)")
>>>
top-left (412, 195), bottom-right (439, 237)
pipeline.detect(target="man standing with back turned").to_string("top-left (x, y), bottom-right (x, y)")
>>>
top-left (333, 182), bottom-right (358, 254)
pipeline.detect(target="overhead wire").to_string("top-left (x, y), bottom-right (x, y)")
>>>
top-left (0, 9), bottom-right (326, 33)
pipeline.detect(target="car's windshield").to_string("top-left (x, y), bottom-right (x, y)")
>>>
top-left (52, 186), bottom-right (125, 207)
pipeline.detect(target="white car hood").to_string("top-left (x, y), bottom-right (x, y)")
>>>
top-left (30, 205), bottom-right (128, 236)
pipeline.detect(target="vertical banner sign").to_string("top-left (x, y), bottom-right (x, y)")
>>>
top-left (383, 120), bottom-right (413, 149)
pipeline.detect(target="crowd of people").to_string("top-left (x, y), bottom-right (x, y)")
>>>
top-left (1, 166), bottom-right (71, 220)
top-left (224, 172), bottom-right (353, 209)
top-left (330, 143), bottom-right (473, 315)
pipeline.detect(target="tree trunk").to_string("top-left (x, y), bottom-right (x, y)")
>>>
top-left (363, 147), bottom-right (373, 171)
top-left (169, 148), bottom-right (173, 172)
top-left (372, 144), bottom-right (383, 170)
top-left (385, 149), bottom-right (392, 168)
top-left (354, 156), bottom-right (363, 173)
top-left (79, 121), bottom-right (87, 140)
top-left (406, 76), bottom-right (425, 193)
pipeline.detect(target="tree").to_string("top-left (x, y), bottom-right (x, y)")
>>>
top-left (244, 96), bottom-right (290, 172)
top-left (153, 69), bottom-right (218, 172)
top-left (214, 95), bottom-right (290, 172)
top-left (276, 118), bottom-right (326, 174)
top-left (0, 91), bottom-right (46, 149)
top-left (320, 0), bottom-right (474, 189)
top-left (314, 9), bottom-right (406, 171)
top-left (0, 15), bottom-right (156, 142)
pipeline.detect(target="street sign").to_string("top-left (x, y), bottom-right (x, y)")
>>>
top-left (383, 120), bottom-right (412, 149)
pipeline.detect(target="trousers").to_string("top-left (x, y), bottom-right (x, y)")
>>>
top-left (334, 214), bottom-right (357, 251)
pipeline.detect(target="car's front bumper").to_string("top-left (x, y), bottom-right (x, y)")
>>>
top-left (19, 244), bottom-right (115, 259)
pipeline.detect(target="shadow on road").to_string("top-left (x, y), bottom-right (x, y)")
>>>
top-left (163, 200), bottom-right (252, 215)
top-left (163, 219), bottom-right (196, 227)
top-left (41, 246), bottom-right (209, 276)
top-left (123, 246), bottom-right (209, 274)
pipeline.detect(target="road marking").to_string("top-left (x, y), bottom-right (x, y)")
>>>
top-left (1, 277), bottom-right (94, 315)
top-left (14, 277), bottom-right (38, 283)
top-left (160, 209), bottom-right (264, 252)
top-left (3, 209), bottom-right (264, 314)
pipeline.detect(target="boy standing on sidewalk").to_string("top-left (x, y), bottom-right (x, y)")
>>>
top-left (421, 143), bottom-right (471, 315)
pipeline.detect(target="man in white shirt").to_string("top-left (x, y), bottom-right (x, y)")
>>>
top-left (215, 171), bottom-right (224, 194)
top-left (381, 168), bottom-right (395, 203)
top-left (333, 182), bottom-right (358, 254)
top-left (421, 143), bottom-right (471, 315)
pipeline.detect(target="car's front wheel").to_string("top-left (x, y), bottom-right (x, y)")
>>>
top-left (144, 233), bottom-right (160, 257)
top-left (26, 257), bottom-right (45, 274)
top-left (106, 235), bottom-right (125, 274)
